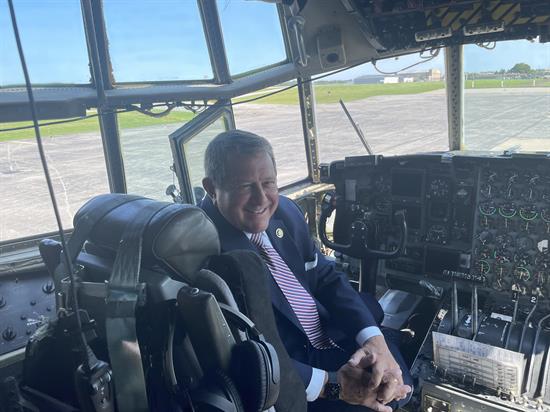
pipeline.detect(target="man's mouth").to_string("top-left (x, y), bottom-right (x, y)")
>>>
top-left (246, 207), bottom-right (267, 215)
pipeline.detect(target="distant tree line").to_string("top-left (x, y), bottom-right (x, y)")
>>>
top-left (467, 63), bottom-right (549, 79)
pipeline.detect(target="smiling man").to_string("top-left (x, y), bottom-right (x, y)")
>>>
top-left (200, 129), bottom-right (412, 411)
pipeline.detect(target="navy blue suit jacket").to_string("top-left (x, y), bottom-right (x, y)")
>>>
top-left (201, 195), bottom-right (378, 386)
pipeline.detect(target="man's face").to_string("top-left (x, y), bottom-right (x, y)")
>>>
top-left (205, 151), bottom-right (279, 233)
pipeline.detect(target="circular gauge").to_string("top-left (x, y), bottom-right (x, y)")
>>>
top-left (475, 246), bottom-right (493, 259)
top-left (479, 202), bottom-right (496, 216)
top-left (499, 204), bottom-right (517, 218)
top-left (541, 209), bottom-right (550, 223)
top-left (476, 260), bottom-right (490, 275)
top-left (517, 236), bottom-right (534, 251)
top-left (477, 230), bottom-right (493, 244)
top-left (514, 252), bottom-right (532, 266)
top-left (514, 267), bottom-right (531, 281)
top-left (519, 206), bottom-right (538, 221)
top-left (429, 178), bottom-right (450, 199)
top-left (495, 234), bottom-right (514, 250)
top-left (374, 176), bottom-right (390, 193)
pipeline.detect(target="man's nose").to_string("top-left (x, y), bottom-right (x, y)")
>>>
top-left (250, 183), bottom-right (268, 203)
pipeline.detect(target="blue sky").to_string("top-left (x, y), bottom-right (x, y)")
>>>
top-left (2, 0), bottom-right (549, 86)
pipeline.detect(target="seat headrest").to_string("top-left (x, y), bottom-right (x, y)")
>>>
top-left (74, 194), bottom-right (220, 283)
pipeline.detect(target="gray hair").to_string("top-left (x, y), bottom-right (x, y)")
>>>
top-left (204, 129), bottom-right (276, 186)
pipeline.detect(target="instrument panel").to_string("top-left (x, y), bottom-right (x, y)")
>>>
top-left (327, 153), bottom-right (550, 301)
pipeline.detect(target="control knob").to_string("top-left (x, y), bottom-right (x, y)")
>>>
top-left (517, 236), bottom-right (534, 252)
top-left (477, 230), bottom-right (493, 245)
top-left (2, 327), bottom-right (16, 341)
top-left (42, 281), bottom-right (55, 294)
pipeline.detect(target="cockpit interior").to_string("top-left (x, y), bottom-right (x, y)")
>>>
top-left (1, 1), bottom-right (550, 411)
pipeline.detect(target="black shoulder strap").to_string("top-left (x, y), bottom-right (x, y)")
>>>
top-left (104, 201), bottom-right (170, 412)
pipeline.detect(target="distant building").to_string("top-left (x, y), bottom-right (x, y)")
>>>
top-left (353, 68), bottom-right (444, 84)
top-left (428, 69), bottom-right (441, 81)
top-left (353, 74), bottom-right (386, 84)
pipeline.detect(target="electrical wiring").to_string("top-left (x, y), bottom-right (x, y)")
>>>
top-left (372, 48), bottom-right (441, 75)
top-left (0, 48), bottom-right (441, 134)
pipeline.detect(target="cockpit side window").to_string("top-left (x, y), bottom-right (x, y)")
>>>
top-left (463, 39), bottom-right (550, 152)
top-left (102, 1), bottom-right (213, 83)
top-left (1, 0), bottom-right (90, 86)
top-left (217, 0), bottom-right (288, 77)
top-left (0, 115), bottom-right (109, 242)
top-left (313, 58), bottom-right (449, 163)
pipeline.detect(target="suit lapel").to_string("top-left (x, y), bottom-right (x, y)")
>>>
top-left (202, 197), bottom-right (305, 334)
top-left (266, 218), bottom-right (306, 282)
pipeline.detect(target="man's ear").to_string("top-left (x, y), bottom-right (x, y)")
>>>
top-left (202, 177), bottom-right (216, 200)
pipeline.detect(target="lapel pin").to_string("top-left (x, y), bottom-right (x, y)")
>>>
top-left (276, 228), bottom-right (284, 238)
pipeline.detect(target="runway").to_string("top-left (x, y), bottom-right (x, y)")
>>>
top-left (1, 88), bottom-right (549, 241)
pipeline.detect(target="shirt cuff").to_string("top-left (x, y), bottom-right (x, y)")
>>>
top-left (356, 326), bottom-right (383, 347)
top-left (306, 367), bottom-right (327, 401)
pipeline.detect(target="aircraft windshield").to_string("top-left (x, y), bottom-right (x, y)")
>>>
top-left (463, 39), bottom-right (550, 152)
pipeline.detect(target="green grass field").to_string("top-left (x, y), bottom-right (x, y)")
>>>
top-left (2, 79), bottom-right (548, 142)
top-left (464, 78), bottom-right (550, 89)
top-left (0, 109), bottom-right (195, 142)
top-left (236, 81), bottom-right (446, 105)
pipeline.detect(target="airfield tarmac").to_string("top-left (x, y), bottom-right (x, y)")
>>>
top-left (1, 88), bottom-right (549, 241)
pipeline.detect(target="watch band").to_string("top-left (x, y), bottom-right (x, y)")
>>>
top-left (324, 371), bottom-right (341, 400)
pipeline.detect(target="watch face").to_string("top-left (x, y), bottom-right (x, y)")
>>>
top-left (325, 382), bottom-right (341, 401)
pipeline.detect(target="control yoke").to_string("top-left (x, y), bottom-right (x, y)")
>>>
top-left (318, 192), bottom-right (407, 259)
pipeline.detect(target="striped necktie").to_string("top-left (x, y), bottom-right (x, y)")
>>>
top-left (250, 232), bottom-right (335, 349)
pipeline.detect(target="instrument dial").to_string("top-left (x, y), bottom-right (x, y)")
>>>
top-left (476, 259), bottom-right (490, 275)
top-left (495, 234), bottom-right (514, 250)
top-left (517, 236), bottom-right (534, 252)
top-left (374, 176), bottom-right (390, 193)
top-left (479, 202), bottom-right (496, 216)
top-left (499, 204), bottom-right (517, 219)
top-left (519, 206), bottom-right (538, 221)
top-left (514, 267), bottom-right (531, 282)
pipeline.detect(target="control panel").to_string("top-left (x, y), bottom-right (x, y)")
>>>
top-left (323, 153), bottom-right (550, 412)
top-left (327, 153), bottom-right (550, 301)
top-left (473, 161), bottom-right (550, 298)
top-left (0, 271), bottom-right (55, 356)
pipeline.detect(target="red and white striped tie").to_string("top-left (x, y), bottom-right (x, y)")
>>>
top-left (250, 232), bottom-right (335, 349)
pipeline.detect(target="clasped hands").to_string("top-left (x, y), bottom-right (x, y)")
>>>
top-left (336, 336), bottom-right (411, 412)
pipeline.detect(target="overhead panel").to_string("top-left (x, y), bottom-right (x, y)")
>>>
top-left (349, 0), bottom-right (550, 53)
